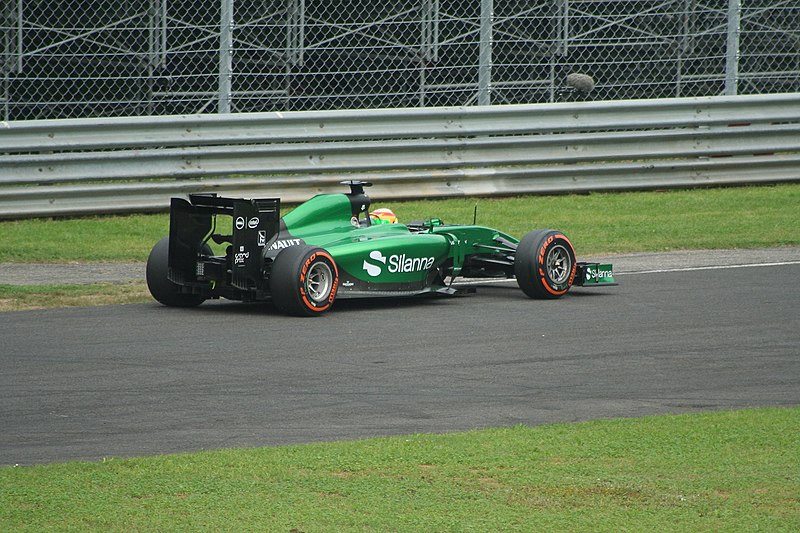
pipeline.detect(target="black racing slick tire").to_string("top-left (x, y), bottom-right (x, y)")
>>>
top-left (146, 237), bottom-right (206, 307)
top-left (270, 245), bottom-right (339, 316)
top-left (515, 229), bottom-right (577, 299)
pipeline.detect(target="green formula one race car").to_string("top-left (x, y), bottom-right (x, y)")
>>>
top-left (146, 181), bottom-right (615, 316)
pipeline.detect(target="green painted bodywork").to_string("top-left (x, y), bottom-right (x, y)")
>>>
top-left (277, 193), bottom-right (518, 295)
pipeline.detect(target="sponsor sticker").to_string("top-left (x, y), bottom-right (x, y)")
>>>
top-left (235, 216), bottom-right (260, 231)
top-left (584, 264), bottom-right (614, 283)
top-left (234, 245), bottom-right (249, 266)
top-left (362, 250), bottom-right (435, 277)
top-left (268, 238), bottom-right (303, 250)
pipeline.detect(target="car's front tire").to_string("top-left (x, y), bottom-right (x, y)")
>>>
top-left (270, 245), bottom-right (339, 316)
top-left (146, 237), bottom-right (207, 307)
top-left (515, 229), bottom-right (576, 299)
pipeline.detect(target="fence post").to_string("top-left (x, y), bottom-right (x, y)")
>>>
top-left (219, 0), bottom-right (234, 113)
top-left (725, 0), bottom-right (740, 96)
top-left (478, 0), bottom-right (493, 106)
top-left (420, 0), bottom-right (439, 107)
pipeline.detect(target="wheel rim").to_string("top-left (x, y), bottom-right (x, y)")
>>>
top-left (305, 261), bottom-right (333, 303)
top-left (546, 244), bottom-right (572, 284)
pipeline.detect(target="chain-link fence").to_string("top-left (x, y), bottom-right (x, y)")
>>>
top-left (2, 1), bottom-right (798, 121)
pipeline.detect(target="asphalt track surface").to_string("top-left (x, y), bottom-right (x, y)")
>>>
top-left (1, 250), bottom-right (799, 466)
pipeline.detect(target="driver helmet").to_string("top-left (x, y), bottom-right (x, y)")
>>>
top-left (369, 207), bottom-right (398, 225)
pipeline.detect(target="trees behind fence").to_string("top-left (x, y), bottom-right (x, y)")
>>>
top-left (2, 0), bottom-right (799, 121)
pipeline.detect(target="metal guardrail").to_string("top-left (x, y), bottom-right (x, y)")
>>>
top-left (1, 93), bottom-right (799, 219)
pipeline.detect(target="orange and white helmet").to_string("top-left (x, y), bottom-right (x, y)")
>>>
top-left (369, 207), bottom-right (398, 225)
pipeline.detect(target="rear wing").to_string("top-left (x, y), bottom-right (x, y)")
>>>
top-left (168, 194), bottom-right (280, 290)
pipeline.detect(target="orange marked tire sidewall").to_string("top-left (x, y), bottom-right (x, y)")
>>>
top-left (299, 251), bottom-right (338, 313)
top-left (536, 234), bottom-right (576, 296)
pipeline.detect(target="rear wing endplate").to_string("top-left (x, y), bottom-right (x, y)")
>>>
top-left (168, 194), bottom-right (280, 289)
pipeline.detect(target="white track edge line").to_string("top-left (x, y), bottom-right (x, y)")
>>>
top-left (620, 260), bottom-right (800, 275)
top-left (450, 260), bottom-right (800, 285)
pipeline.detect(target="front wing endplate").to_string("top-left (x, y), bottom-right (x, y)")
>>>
top-left (575, 262), bottom-right (617, 287)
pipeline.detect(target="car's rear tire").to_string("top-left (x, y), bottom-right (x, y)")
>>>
top-left (515, 229), bottom-right (576, 299)
top-left (146, 237), bottom-right (207, 307)
top-left (270, 245), bottom-right (339, 316)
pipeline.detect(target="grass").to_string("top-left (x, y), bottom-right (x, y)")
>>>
top-left (1, 407), bottom-right (797, 532)
top-left (1, 184), bottom-right (798, 263)
top-left (390, 183), bottom-right (800, 254)
top-left (0, 282), bottom-right (149, 312)
top-left (0, 213), bottom-right (169, 263)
